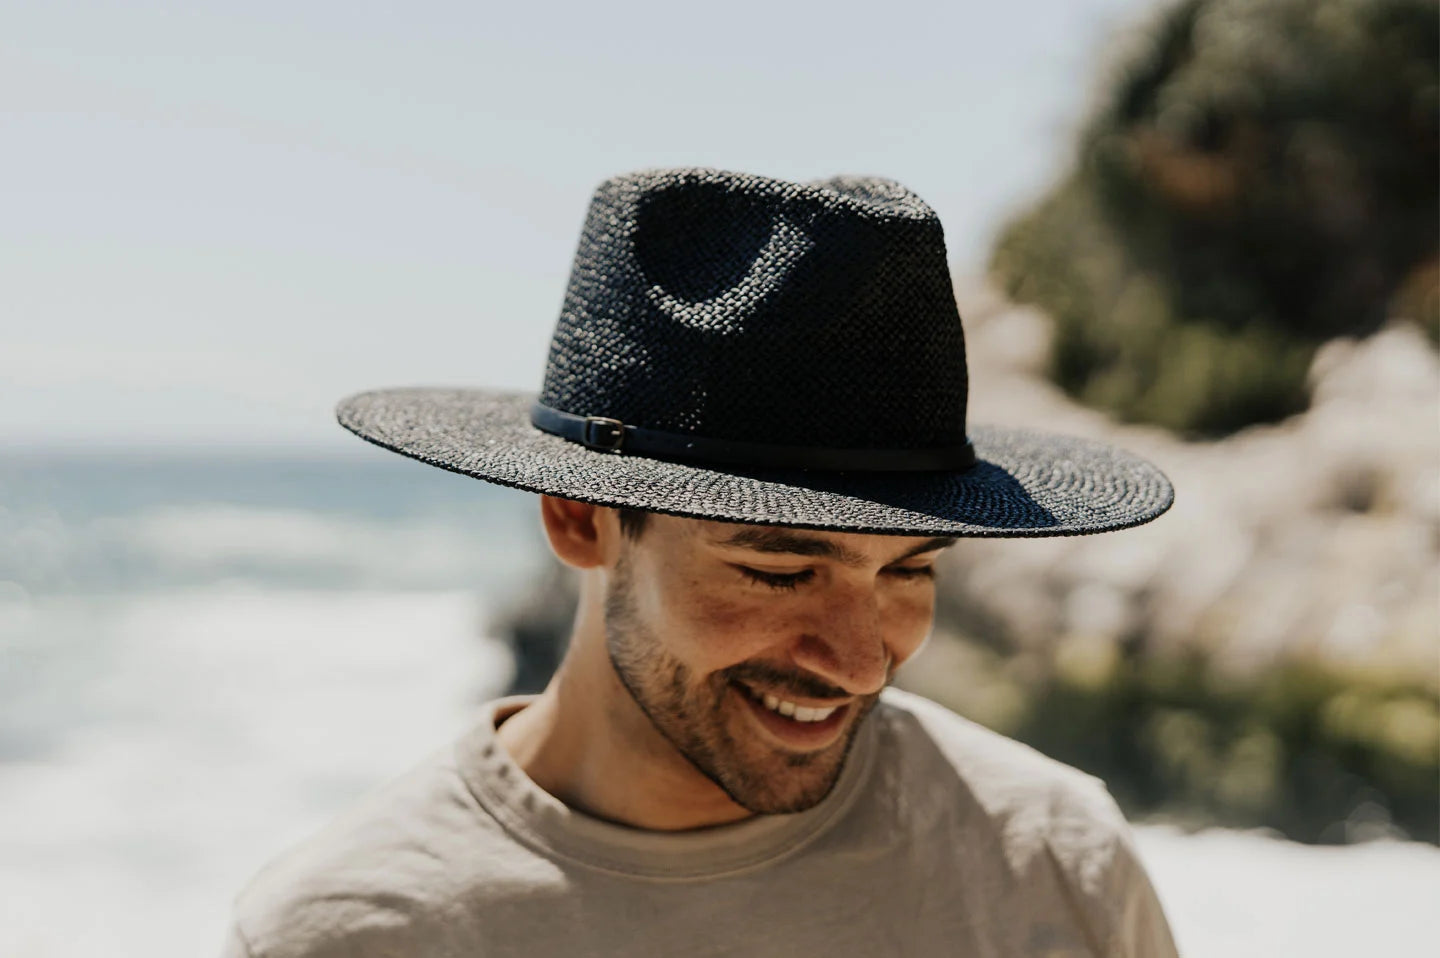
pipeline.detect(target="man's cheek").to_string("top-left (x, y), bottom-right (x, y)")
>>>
top-left (676, 592), bottom-right (787, 664)
top-left (886, 600), bottom-right (936, 662)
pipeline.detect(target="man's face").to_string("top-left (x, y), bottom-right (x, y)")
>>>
top-left (603, 514), bottom-right (953, 815)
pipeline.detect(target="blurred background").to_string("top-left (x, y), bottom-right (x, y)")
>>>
top-left (2, 1), bottom-right (1436, 955)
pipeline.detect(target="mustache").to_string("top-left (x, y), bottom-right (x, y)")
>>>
top-left (720, 661), bottom-right (867, 701)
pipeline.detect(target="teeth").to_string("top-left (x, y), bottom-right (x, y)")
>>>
top-left (745, 686), bottom-right (839, 723)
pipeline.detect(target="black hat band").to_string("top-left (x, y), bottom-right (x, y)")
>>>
top-left (531, 402), bottom-right (976, 473)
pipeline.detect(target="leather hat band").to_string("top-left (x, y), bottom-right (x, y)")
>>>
top-left (531, 402), bottom-right (976, 473)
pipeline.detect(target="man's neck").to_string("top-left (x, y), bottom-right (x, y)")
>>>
top-left (494, 587), bottom-right (751, 832)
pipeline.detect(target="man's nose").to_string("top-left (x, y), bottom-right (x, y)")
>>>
top-left (788, 584), bottom-right (890, 696)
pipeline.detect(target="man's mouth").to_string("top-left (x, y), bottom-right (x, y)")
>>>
top-left (731, 681), bottom-right (851, 749)
top-left (746, 689), bottom-right (839, 723)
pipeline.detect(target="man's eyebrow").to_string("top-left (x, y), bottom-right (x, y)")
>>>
top-left (716, 529), bottom-right (860, 563)
top-left (714, 530), bottom-right (956, 567)
top-left (892, 536), bottom-right (958, 562)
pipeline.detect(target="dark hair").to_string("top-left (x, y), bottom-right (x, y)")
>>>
top-left (616, 507), bottom-right (650, 540)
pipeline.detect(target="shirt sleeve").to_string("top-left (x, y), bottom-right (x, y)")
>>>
top-left (1040, 773), bottom-right (1181, 958)
top-left (1107, 828), bottom-right (1181, 958)
top-left (219, 923), bottom-right (256, 958)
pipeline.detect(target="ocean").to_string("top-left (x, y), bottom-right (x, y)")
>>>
top-left (1, 450), bottom-right (1435, 957)
top-left (0, 450), bottom-right (539, 956)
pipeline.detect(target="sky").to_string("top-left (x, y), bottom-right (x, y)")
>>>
top-left (3, 0), bottom-right (1160, 449)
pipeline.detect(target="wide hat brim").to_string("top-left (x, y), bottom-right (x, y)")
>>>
top-left (337, 387), bottom-right (1173, 537)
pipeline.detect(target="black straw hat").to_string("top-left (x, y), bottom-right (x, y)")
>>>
top-left (337, 168), bottom-right (1173, 536)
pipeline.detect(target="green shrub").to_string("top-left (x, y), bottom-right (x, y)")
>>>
top-left (905, 636), bottom-right (1440, 843)
top-left (990, 0), bottom-right (1439, 435)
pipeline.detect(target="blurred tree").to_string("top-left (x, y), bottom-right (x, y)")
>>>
top-left (991, 0), bottom-right (1439, 435)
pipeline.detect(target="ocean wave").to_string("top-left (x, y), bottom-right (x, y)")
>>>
top-left (0, 502), bottom-right (546, 594)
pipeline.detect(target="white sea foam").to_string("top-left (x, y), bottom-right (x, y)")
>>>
top-left (1134, 826), bottom-right (1440, 957)
top-left (0, 587), bottom-right (512, 957)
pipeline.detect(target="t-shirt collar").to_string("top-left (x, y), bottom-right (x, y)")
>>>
top-left (455, 695), bottom-right (877, 881)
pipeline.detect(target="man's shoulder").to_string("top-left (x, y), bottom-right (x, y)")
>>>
top-left (226, 735), bottom-right (511, 958)
top-left (878, 687), bottom-right (1120, 810)
top-left (870, 689), bottom-right (1176, 957)
top-left (874, 687), bottom-right (1135, 876)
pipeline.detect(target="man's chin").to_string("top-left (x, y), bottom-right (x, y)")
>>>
top-left (726, 771), bottom-right (845, 815)
top-left (708, 720), bottom-right (856, 814)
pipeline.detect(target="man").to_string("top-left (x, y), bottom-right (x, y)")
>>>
top-left (224, 168), bottom-right (1180, 956)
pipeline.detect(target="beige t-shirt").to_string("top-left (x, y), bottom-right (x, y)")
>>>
top-left (223, 689), bottom-right (1178, 957)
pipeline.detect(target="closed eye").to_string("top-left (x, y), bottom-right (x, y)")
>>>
top-left (885, 565), bottom-right (936, 580)
top-left (734, 566), bottom-right (814, 591)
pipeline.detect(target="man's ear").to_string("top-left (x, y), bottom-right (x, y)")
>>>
top-left (539, 496), bottom-right (616, 569)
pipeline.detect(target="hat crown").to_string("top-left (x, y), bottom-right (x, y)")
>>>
top-left (538, 168), bottom-right (969, 452)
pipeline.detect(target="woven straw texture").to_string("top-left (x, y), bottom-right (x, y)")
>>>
top-left (540, 169), bottom-right (968, 448)
top-left (337, 389), bottom-right (1173, 537)
top-left (338, 168), bottom-right (1173, 536)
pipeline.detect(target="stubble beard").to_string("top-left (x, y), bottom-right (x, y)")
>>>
top-left (603, 557), bottom-right (879, 815)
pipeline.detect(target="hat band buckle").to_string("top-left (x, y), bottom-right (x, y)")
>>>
top-left (582, 416), bottom-right (626, 452)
